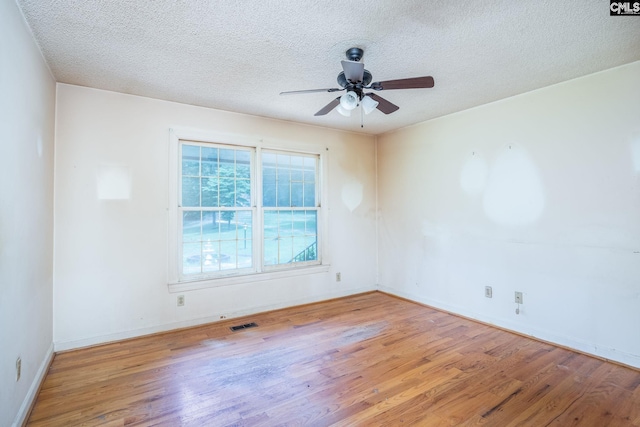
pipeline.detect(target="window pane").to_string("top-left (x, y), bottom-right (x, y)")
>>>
top-left (278, 210), bottom-right (293, 238)
top-left (295, 211), bottom-right (317, 261)
top-left (202, 239), bottom-right (220, 272)
top-left (291, 182), bottom-right (303, 207)
top-left (219, 149), bottom-right (235, 177)
top-left (263, 182), bottom-right (276, 207)
top-left (181, 208), bottom-right (252, 276)
top-left (236, 210), bottom-right (252, 264)
top-left (263, 153), bottom-right (277, 171)
top-left (290, 234), bottom-right (317, 263)
top-left (182, 145), bottom-right (200, 176)
top-left (220, 240), bottom-right (238, 270)
top-left (235, 178), bottom-right (251, 207)
top-left (236, 150), bottom-right (251, 179)
top-left (182, 177), bottom-right (200, 207)
top-left (182, 242), bottom-right (202, 275)
top-left (277, 154), bottom-right (290, 168)
top-left (303, 182), bottom-right (315, 207)
top-left (264, 238), bottom-right (278, 266)
top-left (263, 208), bottom-right (318, 266)
top-left (202, 211), bottom-right (221, 241)
top-left (183, 211), bottom-right (201, 243)
top-left (219, 210), bottom-right (236, 229)
top-left (291, 237), bottom-right (310, 261)
top-left (264, 210), bottom-right (283, 265)
top-left (177, 144), bottom-right (254, 210)
top-left (263, 152), bottom-right (316, 209)
top-left (201, 177), bottom-right (219, 207)
top-left (293, 210), bottom-right (306, 236)
top-left (277, 179), bottom-right (290, 207)
top-left (305, 210), bottom-right (317, 235)
top-left (291, 165), bottom-right (303, 182)
top-left (304, 157), bottom-right (316, 181)
top-left (218, 178), bottom-right (235, 207)
top-left (238, 239), bottom-right (252, 268)
top-left (279, 237), bottom-right (293, 263)
top-left (201, 147), bottom-right (218, 176)
top-left (262, 156), bottom-right (277, 207)
top-left (236, 210), bottom-right (252, 227)
top-left (264, 211), bottom-right (278, 239)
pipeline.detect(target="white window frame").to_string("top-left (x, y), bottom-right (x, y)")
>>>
top-left (260, 148), bottom-right (322, 272)
top-left (168, 128), bottom-right (330, 292)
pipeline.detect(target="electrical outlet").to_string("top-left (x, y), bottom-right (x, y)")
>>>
top-left (177, 295), bottom-right (185, 306)
top-left (16, 357), bottom-right (21, 381)
top-left (485, 286), bottom-right (492, 298)
top-left (515, 291), bottom-right (523, 304)
top-left (336, 272), bottom-right (341, 282)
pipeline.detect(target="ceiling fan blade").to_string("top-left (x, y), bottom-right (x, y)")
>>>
top-left (314, 97), bottom-right (341, 116)
top-left (367, 93), bottom-right (399, 114)
top-left (370, 76), bottom-right (435, 90)
top-left (280, 88), bottom-right (343, 95)
top-left (341, 60), bottom-right (365, 83)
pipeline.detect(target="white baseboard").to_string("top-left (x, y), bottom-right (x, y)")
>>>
top-left (378, 285), bottom-right (640, 370)
top-left (13, 342), bottom-right (54, 427)
top-left (54, 285), bottom-right (375, 352)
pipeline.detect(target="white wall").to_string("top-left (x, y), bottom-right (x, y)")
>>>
top-left (377, 61), bottom-right (640, 368)
top-left (53, 84), bottom-right (377, 349)
top-left (0, 0), bottom-right (56, 425)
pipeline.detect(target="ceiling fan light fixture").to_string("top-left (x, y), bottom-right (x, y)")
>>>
top-left (361, 95), bottom-right (379, 115)
top-left (340, 91), bottom-right (358, 111)
top-left (336, 104), bottom-right (351, 117)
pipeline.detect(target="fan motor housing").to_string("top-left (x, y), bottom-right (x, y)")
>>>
top-left (337, 70), bottom-right (372, 88)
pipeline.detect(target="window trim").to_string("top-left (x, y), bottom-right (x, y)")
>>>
top-left (168, 127), bottom-right (330, 291)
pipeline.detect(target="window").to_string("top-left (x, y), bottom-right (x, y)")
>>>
top-left (180, 143), bottom-right (253, 277)
top-left (262, 151), bottom-right (318, 267)
top-left (168, 129), bottom-right (327, 289)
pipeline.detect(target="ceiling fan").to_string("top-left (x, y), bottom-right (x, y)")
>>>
top-left (280, 47), bottom-right (435, 120)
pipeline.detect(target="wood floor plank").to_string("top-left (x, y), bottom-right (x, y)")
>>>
top-left (27, 292), bottom-right (640, 426)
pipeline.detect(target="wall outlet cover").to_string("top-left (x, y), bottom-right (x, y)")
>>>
top-left (515, 291), bottom-right (523, 304)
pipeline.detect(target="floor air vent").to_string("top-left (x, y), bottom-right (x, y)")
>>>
top-left (230, 322), bottom-right (258, 332)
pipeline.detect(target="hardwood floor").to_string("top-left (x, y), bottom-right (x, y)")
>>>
top-left (27, 292), bottom-right (640, 426)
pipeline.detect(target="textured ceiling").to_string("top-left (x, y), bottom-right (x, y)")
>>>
top-left (17, 0), bottom-right (640, 135)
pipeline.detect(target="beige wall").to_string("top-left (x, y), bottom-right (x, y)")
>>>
top-left (377, 61), bottom-right (640, 368)
top-left (0, 0), bottom-right (56, 425)
top-left (5, 7), bottom-right (639, 422)
top-left (53, 84), bottom-right (378, 349)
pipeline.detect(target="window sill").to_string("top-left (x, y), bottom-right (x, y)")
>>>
top-left (168, 264), bottom-right (331, 293)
